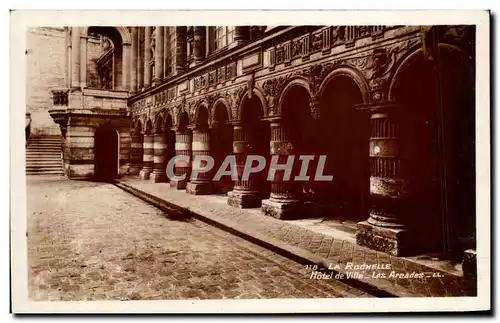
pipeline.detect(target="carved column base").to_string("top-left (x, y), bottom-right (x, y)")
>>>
top-left (186, 181), bottom-right (214, 195)
top-left (139, 168), bottom-right (152, 180)
top-left (150, 171), bottom-right (167, 183)
top-left (261, 199), bottom-right (305, 220)
top-left (170, 178), bottom-right (188, 190)
top-left (355, 221), bottom-right (413, 257)
top-left (214, 181), bottom-right (234, 194)
top-left (129, 164), bottom-right (142, 175)
top-left (227, 190), bottom-right (262, 208)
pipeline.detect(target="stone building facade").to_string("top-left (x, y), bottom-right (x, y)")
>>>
top-left (47, 25), bottom-right (476, 259)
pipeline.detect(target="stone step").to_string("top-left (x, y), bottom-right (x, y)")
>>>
top-left (26, 166), bottom-right (63, 171)
top-left (26, 149), bottom-right (62, 153)
top-left (26, 162), bottom-right (62, 167)
top-left (26, 171), bottom-right (64, 175)
top-left (26, 157), bottom-right (62, 161)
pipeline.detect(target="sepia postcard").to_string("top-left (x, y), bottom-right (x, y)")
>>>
top-left (10, 9), bottom-right (490, 313)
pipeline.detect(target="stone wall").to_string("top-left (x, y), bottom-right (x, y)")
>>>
top-left (26, 27), bottom-right (66, 135)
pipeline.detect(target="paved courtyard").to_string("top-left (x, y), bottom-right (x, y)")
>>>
top-left (27, 175), bottom-right (372, 301)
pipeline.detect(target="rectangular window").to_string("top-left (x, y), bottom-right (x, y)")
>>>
top-left (213, 26), bottom-right (235, 52)
top-left (163, 27), bottom-right (177, 76)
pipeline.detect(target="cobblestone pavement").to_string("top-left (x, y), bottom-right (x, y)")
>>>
top-left (27, 175), bottom-right (372, 301)
top-left (120, 178), bottom-right (477, 297)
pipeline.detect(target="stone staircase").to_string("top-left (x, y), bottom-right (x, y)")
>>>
top-left (26, 135), bottom-right (64, 175)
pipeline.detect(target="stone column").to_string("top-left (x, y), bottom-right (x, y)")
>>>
top-left (356, 102), bottom-right (410, 256)
top-left (234, 26), bottom-right (250, 44)
top-left (227, 123), bottom-right (263, 208)
top-left (192, 26), bottom-right (205, 66)
top-left (170, 129), bottom-right (192, 189)
top-left (186, 126), bottom-right (213, 195)
top-left (80, 34), bottom-right (87, 88)
top-left (139, 132), bottom-right (154, 180)
top-left (153, 26), bottom-right (164, 85)
top-left (175, 26), bottom-right (187, 73)
top-left (143, 26), bottom-right (152, 88)
top-left (64, 27), bottom-right (70, 87)
top-left (71, 27), bottom-right (81, 89)
top-left (150, 126), bottom-right (167, 183)
top-left (122, 43), bottom-right (131, 91)
top-left (137, 28), bottom-right (144, 90)
top-left (261, 119), bottom-right (303, 219)
top-left (130, 27), bottom-right (138, 92)
top-left (129, 127), bottom-right (143, 175)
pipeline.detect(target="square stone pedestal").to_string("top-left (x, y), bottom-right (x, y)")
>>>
top-left (139, 169), bottom-right (152, 180)
top-left (227, 191), bottom-right (262, 208)
top-left (170, 179), bottom-right (188, 190)
top-left (356, 221), bottom-right (411, 257)
top-left (129, 165), bottom-right (142, 176)
top-left (261, 199), bottom-right (304, 220)
top-left (462, 249), bottom-right (477, 282)
top-left (186, 182), bottom-right (214, 195)
top-left (149, 172), bottom-right (167, 183)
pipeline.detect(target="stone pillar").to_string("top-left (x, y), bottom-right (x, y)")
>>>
top-left (234, 26), bottom-right (250, 44)
top-left (64, 27), bottom-right (70, 87)
top-left (192, 26), bottom-right (205, 66)
top-left (261, 119), bottom-right (303, 219)
top-left (129, 127), bottom-right (143, 175)
top-left (175, 26), bottom-right (187, 73)
top-left (170, 129), bottom-right (192, 189)
top-left (80, 34), bottom-right (87, 88)
top-left (150, 128), bottom-right (167, 183)
top-left (356, 102), bottom-right (411, 256)
top-left (130, 27), bottom-right (138, 92)
top-left (139, 133), bottom-right (154, 180)
top-left (227, 123), bottom-right (263, 208)
top-left (71, 27), bottom-right (81, 89)
top-left (143, 26), bottom-right (152, 88)
top-left (137, 28), bottom-right (144, 90)
top-left (186, 126), bottom-right (213, 195)
top-left (153, 26), bottom-right (164, 85)
top-left (122, 43), bottom-right (131, 91)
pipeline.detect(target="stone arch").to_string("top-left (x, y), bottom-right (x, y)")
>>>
top-left (164, 110), bottom-right (175, 129)
top-left (81, 26), bottom-right (131, 45)
top-left (133, 118), bottom-right (142, 132)
top-left (193, 101), bottom-right (210, 127)
top-left (318, 66), bottom-right (371, 105)
top-left (385, 41), bottom-right (475, 257)
top-left (144, 117), bottom-right (153, 134)
top-left (277, 77), bottom-right (313, 117)
top-left (387, 43), bottom-right (469, 101)
top-left (210, 97), bottom-right (232, 125)
top-left (237, 88), bottom-right (268, 121)
top-left (153, 113), bottom-right (164, 133)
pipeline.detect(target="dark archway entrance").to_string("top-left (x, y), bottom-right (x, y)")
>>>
top-left (319, 75), bottom-right (370, 221)
top-left (212, 103), bottom-right (233, 193)
top-left (394, 46), bottom-right (475, 259)
top-left (241, 95), bottom-right (271, 197)
top-left (94, 124), bottom-right (119, 182)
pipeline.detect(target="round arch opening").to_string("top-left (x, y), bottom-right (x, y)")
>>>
top-left (319, 74), bottom-right (370, 221)
top-left (393, 46), bottom-right (475, 258)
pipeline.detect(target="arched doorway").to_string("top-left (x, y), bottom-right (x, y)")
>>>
top-left (227, 94), bottom-right (270, 208)
top-left (241, 95), bottom-right (271, 197)
top-left (94, 124), bottom-right (119, 182)
top-left (393, 45), bottom-right (475, 259)
top-left (319, 74), bottom-right (370, 221)
top-left (279, 84), bottom-right (314, 202)
top-left (211, 102), bottom-right (233, 193)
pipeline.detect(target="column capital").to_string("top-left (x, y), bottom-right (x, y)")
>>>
top-left (355, 101), bottom-right (398, 113)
